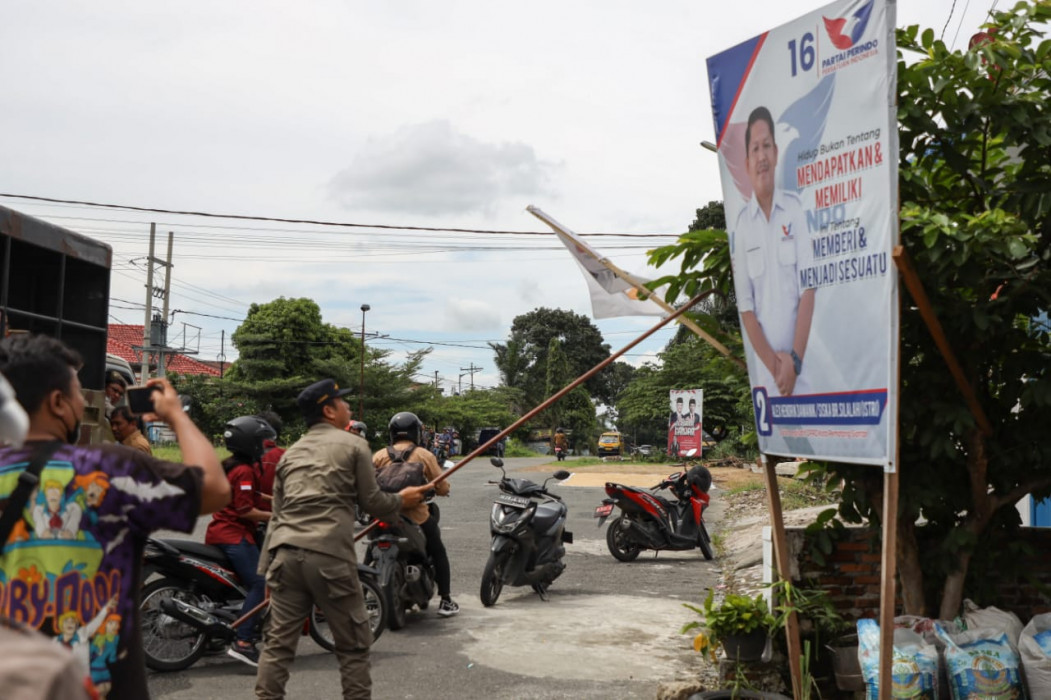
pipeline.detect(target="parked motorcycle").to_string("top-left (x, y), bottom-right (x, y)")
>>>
top-left (362, 511), bottom-right (438, 630)
top-left (480, 458), bottom-right (572, 606)
top-left (594, 462), bottom-right (714, 562)
top-left (140, 537), bottom-right (386, 671)
top-left (554, 445), bottom-right (566, 461)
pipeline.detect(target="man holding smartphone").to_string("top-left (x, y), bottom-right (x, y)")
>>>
top-left (0, 334), bottom-right (230, 699)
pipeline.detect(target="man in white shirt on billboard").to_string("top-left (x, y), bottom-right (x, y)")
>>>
top-left (732, 105), bottom-right (816, 397)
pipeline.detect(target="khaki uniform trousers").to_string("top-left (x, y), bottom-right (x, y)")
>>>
top-left (255, 546), bottom-right (373, 699)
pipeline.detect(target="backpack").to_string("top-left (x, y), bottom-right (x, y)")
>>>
top-left (375, 446), bottom-right (427, 493)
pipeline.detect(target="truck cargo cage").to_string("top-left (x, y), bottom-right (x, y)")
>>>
top-left (0, 204), bottom-right (112, 390)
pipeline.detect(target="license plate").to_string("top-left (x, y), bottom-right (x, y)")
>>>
top-left (495, 493), bottom-right (529, 508)
top-left (594, 503), bottom-right (614, 518)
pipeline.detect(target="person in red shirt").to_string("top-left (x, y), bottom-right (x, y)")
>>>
top-left (204, 415), bottom-right (275, 667)
top-left (255, 411), bottom-right (285, 513)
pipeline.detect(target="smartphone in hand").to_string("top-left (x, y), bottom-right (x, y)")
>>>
top-left (126, 385), bottom-right (161, 414)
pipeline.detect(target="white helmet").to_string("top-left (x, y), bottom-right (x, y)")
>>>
top-left (0, 374), bottom-right (28, 448)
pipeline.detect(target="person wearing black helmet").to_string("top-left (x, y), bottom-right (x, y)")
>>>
top-left (205, 415), bottom-right (275, 667)
top-left (347, 420), bottom-right (367, 438)
top-left (373, 411), bottom-right (458, 617)
top-left (256, 380), bottom-right (426, 699)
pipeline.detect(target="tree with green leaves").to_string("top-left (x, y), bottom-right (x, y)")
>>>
top-left (650, 2), bottom-right (1051, 618)
top-left (223, 297), bottom-right (430, 436)
top-left (616, 335), bottom-right (750, 449)
top-left (489, 308), bottom-right (612, 407)
top-left (541, 337), bottom-right (597, 452)
top-left (411, 387), bottom-right (517, 451)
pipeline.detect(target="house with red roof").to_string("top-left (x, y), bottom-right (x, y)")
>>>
top-left (108, 324), bottom-right (222, 378)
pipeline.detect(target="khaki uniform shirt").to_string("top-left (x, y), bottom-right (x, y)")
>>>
top-left (373, 441), bottom-right (449, 525)
top-left (122, 429), bottom-right (152, 455)
top-left (259, 422), bottom-right (402, 573)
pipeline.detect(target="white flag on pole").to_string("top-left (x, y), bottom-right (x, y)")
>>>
top-left (528, 206), bottom-right (666, 319)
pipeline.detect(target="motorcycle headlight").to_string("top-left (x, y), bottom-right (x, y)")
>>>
top-left (491, 503), bottom-right (533, 533)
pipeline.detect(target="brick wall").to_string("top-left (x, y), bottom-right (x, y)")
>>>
top-left (783, 526), bottom-right (1051, 623)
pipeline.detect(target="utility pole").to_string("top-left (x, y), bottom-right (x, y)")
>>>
top-left (218, 330), bottom-right (226, 379)
top-left (158, 231), bottom-right (174, 377)
top-left (434, 370), bottom-right (440, 390)
top-left (218, 329), bottom-right (226, 399)
top-left (460, 363), bottom-right (482, 391)
top-left (140, 224), bottom-right (155, 384)
top-left (137, 224), bottom-right (174, 381)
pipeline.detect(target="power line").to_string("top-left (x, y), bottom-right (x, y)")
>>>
top-left (942, 0), bottom-right (959, 39)
top-left (27, 211), bottom-right (676, 241)
top-left (0, 193), bottom-right (681, 238)
top-left (950, 0), bottom-right (974, 51)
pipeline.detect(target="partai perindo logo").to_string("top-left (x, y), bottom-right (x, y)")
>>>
top-left (822, 0), bottom-right (874, 50)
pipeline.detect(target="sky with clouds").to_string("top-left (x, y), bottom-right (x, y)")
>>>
top-left (0, 0), bottom-right (997, 397)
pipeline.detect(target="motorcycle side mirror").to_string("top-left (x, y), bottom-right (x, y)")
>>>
top-left (490, 457), bottom-right (504, 468)
top-left (684, 448), bottom-right (698, 458)
top-left (443, 460), bottom-right (454, 470)
top-left (553, 469), bottom-right (571, 480)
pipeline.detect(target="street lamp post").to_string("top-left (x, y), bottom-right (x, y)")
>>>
top-left (359, 304), bottom-right (370, 419)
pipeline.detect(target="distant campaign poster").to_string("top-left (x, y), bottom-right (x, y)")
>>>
top-left (668, 389), bottom-right (703, 457)
top-left (706, 0), bottom-right (899, 466)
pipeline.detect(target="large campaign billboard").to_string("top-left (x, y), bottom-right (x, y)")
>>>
top-left (707, 0), bottom-right (899, 466)
top-left (668, 389), bottom-right (704, 457)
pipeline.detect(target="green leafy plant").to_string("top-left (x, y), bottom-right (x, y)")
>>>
top-left (767, 579), bottom-right (847, 640)
top-left (681, 589), bottom-right (776, 662)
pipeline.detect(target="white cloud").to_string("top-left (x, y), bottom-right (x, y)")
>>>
top-left (445, 298), bottom-right (501, 332)
top-left (327, 120), bottom-right (557, 216)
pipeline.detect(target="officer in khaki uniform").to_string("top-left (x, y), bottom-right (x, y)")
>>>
top-left (255, 379), bottom-right (426, 700)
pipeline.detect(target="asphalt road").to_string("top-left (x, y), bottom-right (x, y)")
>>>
top-left (147, 456), bottom-right (727, 699)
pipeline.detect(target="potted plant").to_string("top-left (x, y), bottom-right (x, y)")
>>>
top-left (682, 589), bottom-right (777, 663)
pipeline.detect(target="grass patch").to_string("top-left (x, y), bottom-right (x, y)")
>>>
top-left (780, 478), bottom-right (841, 510)
top-left (564, 456), bottom-right (666, 468)
top-left (151, 444), bottom-right (229, 463)
top-left (725, 481), bottom-right (765, 496)
top-left (504, 439), bottom-right (539, 458)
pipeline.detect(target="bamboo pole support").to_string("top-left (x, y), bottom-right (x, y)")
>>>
top-left (892, 245), bottom-right (991, 435)
top-left (760, 453), bottom-right (803, 700)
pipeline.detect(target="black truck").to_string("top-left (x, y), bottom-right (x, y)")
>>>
top-left (0, 204), bottom-right (113, 441)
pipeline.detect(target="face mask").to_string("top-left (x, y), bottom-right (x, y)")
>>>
top-left (59, 393), bottom-right (81, 445)
top-left (66, 419), bottom-right (82, 445)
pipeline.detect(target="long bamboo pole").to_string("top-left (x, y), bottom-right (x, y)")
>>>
top-left (892, 245), bottom-right (991, 435)
top-left (354, 290), bottom-right (711, 541)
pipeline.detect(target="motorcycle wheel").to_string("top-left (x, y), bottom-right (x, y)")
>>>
top-left (698, 521), bottom-right (714, 561)
top-left (385, 565), bottom-right (408, 631)
top-left (605, 517), bottom-right (642, 562)
top-left (309, 572), bottom-right (386, 650)
top-left (480, 551), bottom-right (507, 607)
top-left (140, 577), bottom-right (209, 672)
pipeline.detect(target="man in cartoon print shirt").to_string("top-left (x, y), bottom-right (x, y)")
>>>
top-left (0, 333), bottom-right (230, 699)
top-left (731, 105), bottom-right (817, 397)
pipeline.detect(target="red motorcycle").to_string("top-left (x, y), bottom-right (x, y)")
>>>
top-left (594, 464), bottom-right (713, 561)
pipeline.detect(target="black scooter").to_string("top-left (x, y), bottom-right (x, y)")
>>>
top-left (480, 458), bottom-right (572, 606)
top-left (140, 538), bottom-right (386, 671)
